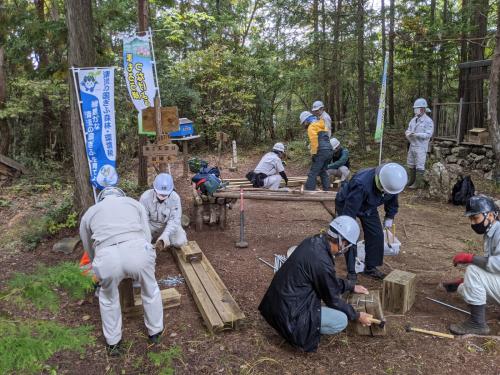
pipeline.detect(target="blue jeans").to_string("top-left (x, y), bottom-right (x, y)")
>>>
top-left (305, 149), bottom-right (333, 191)
top-left (320, 307), bottom-right (348, 334)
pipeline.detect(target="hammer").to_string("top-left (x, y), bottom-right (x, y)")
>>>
top-left (405, 324), bottom-right (454, 339)
top-left (368, 317), bottom-right (386, 328)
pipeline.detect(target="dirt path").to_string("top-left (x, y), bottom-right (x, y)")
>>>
top-left (0, 153), bottom-right (499, 374)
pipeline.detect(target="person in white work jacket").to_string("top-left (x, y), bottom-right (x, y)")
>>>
top-left (405, 98), bottom-right (434, 189)
top-left (140, 173), bottom-right (187, 250)
top-left (444, 195), bottom-right (500, 335)
top-left (251, 143), bottom-right (288, 190)
top-left (80, 187), bottom-right (164, 356)
top-left (312, 100), bottom-right (332, 137)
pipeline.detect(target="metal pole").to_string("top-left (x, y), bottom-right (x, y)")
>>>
top-left (425, 297), bottom-right (471, 315)
top-left (378, 128), bottom-right (384, 165)
top-left (258, 258), bottom-right (276, 270)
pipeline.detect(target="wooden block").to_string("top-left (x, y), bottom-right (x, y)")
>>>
top-left (119, 278), bottom-right (135, 310)
top-left (173, 248), bottom-right (225, 332)
top-left (180, 241), bottom-right (202, 263)
top-left (124, 288), bottom-right (181, 317)
top-left (382, 270), bottom-right (416, 314)
top-left (348, 290), bottom-right (386, 336)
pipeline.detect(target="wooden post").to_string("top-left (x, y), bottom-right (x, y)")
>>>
top-left (382, 270), bottom-right (416, 314)
top-left (154, 95), bottom-right (167, 172)
top-left (119, 278), bottom-right (135, 310)
top-left (183, 141), bottom-right (188, 177)
top-left (348, 290), bottom-right (386, 336)
top-left (137, 0), bottom-right (149, 187)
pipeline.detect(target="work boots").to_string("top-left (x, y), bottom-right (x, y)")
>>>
top-left (408, 170), bottom-right (425, 189)
top-left (407, 168), bottom-right (416, 187)
top-left (449, 304), bottom-right (490, 335)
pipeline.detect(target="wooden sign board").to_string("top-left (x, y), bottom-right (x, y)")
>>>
top-left (141, 106), bottom-right (180, 135)
top-left (216, 131), bottom-right (229, 143)
top-left (143, 143), bottom-right (179, 164)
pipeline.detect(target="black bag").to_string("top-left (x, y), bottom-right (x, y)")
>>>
top-left (245, 170), bottom-right (266, 188)
top-left (451, 175), bottom-right (475, 206)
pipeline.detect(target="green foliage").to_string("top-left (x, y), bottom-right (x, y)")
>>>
top-left (0, 199), bottom-right (11, 208)
top-left (0, 319), bottom-right (94, 374)
top-left (5, 262), bottom-right (94, 312)
top-left (147, 346), bottom-right (182, 375)
top-left (20, 194), bottom-right (77, 250)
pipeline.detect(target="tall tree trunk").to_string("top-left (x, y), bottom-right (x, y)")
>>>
top-left (0, 46), bottom-right (8, 156)
top-left (388, 0), bottom-right (395, 127)
top-left (137, 0), bottom-right (149, 187)
top-left (66, 0), bottom-right (96, 212)
top-left (35, 0), bottom-right (56, 157)
top-left (487, 5), bottom-right (500, 184)
top-left (321, 0), bottom-right (327, 105)
top-left (425, 0), bottom-right (436, 99)
top-left (329, 0), bottom-right (342, 129)
top-left (381, 0), bottom-right (386, 57)
top-left (458, 0), bottom-right (469, 100)
top-left (313, 0), bottom-right (320, 72)
top-left (356, 0), bottom-right (366, 149)
top-left (468, 0), bottom-right (488, 129)
top-left (437, 0), bottom-right (448, 102)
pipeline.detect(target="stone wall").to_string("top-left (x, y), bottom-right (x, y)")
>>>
top-left (431, 140), bottom-right (495, 180)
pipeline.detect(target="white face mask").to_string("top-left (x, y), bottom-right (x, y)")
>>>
top-left (414, 108), bottom-right (422, 116)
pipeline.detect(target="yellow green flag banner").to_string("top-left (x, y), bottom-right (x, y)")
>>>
top-left (374, 52), bottom-right (389, 143)
top-left (122, 32), bottom-right (156, 111)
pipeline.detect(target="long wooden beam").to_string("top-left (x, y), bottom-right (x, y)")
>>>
top-left (213, 191), bottom-right (336, 202)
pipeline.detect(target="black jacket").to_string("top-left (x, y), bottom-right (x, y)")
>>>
top-left (258, 235), bottom-right (359, 352)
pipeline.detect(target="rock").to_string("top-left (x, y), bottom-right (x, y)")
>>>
top-left (425, 162), bottom-right (463, 202)
top-left (486, 150), bottom-right (494, 158)
top-left (474, 155), bottom-right (485, 163)
top-left (466, 153), bottom-right (478, 162)
top-left (446, 155), bottom-right (458, 163)
top-left (457, 159), bottom-right (467, 167)
top-left (451, 146), bottom-right (469, 158)
top-left (472, 147), bottom-right (486, 155)
top-left (484, 171), bottom-right (493, 180)
top-left (52, 236), bottom-right (81, 254)
top-left (440, 140), bottom-right (454, 147)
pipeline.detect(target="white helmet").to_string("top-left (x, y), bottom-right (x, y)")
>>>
top-left (377, 163), bottom-right (408, 195)
top-left (97, 187), bottom-right (125, 202)
top-left (311, 100), bottom-right (324, 111)
top-left (413, 98), bottom-right (428, 108)
top-left (330, 137), bottom-right (340, 150)
top-left (300, 111), bottom-right (313, 125)
top-left (273, 142), bottom-right (285, 153)
top-left (327, 215), bottom-right (360, 245)
top-left (153, 173), bottom-right (174, 195)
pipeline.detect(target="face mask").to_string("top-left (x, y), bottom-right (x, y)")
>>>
top-left (156, 194), bottom-right (168, 202)
top-left (414, 108), bottom-right (422, 116)
top-left (471, 216), bottom-right (489, 234)
top-left (335, 243), bottom-right (352, 257)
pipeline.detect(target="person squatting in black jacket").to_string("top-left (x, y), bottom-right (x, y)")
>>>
top-left (258, 216), bottom-right (374, 352)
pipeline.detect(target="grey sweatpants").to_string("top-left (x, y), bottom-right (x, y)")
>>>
top-left (92, 238), bottom-right (164, 345)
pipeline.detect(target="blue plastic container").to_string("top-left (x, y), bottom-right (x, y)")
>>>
top-left (169, 118), bottom-right (195, 138)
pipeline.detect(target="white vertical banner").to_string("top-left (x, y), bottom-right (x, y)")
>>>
top-left (71, 67), bottom-right (118, 191)
top-left (375, 52), bottom-right (389, 164)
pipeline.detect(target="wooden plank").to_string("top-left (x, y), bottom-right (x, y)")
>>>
top-left (180, 241), bottom-right (203, 263)
top-left (124, 288), bottom-right (181, 317)
top-left (197, 254), bottom-right (245, 324)
top-left (172, 248), bottom-right (225, 332)
top-left (0, 154), bottom-right (27, 174)
top-left (382, 270), bottom-right (416, 314)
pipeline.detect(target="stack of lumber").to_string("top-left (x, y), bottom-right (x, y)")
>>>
top-left (213, 189), bottom-right (337, 202)
top-left (124, 288), bottom-right (181, 317)
top-left (172, 241), bottom-right (245, 332)
top-left (222, 176), bottom-right (307, 188)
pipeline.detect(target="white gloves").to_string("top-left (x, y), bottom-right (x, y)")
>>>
top-left (384, 218), bottom-right (393, 229)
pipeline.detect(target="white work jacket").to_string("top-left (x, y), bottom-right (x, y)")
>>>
top-left (139, 189), bottom-right (183, 238)
top-left (405, 113), bottom-right (434, 150)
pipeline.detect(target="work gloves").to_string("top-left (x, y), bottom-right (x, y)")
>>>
top-left (383, 218), bottom-right (393, 229)
top-left (442, 278), bottom-right (464, 293)
top-left (453, 252), bottom-right (474, 266)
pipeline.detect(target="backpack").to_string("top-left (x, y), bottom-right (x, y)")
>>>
top-left (245, 170), bottom-right (267, 188)
top-left (188, 158), bottom-right (209, 173)
top-left (451, 175), bottom-right (475, 206)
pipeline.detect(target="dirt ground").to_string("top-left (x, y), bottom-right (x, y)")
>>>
top-left (1, 150), bottom-right (500, 375)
